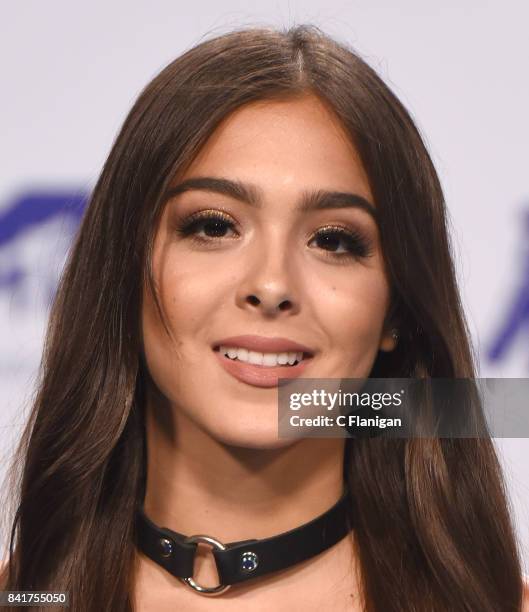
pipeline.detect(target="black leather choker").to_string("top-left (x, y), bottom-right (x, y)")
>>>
top-left (135, 487), bottom-right (353, 596)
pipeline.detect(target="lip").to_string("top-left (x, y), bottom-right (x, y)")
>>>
top-left (213, 348), bottom-right (313, 388)
top-left (212, 335), bottom-right (315, 355)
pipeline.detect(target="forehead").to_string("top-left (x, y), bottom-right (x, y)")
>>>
top-left (181, 95), bottom-right (372, 200)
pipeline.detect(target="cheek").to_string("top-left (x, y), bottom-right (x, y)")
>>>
top-left (140, 255), bottom-right (233, 393)
top-left (151, 252), bottom-right (222, 334)
top-left (314, 268), bottom-right (389, 355)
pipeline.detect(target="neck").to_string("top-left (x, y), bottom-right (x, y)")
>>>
top-left (142, 388), bottom-right (347, 543)
top-left (134, 385), bottom-right (361, 605)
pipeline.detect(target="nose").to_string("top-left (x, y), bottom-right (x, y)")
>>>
top-left (235, 240), bottom-right (301, 317)
top-left (244, 292), bottom-right (295, 316)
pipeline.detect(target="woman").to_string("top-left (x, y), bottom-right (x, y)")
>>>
top-left (1, 24), bottom-right (527, 611)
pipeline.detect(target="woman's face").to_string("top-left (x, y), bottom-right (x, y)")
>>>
top-left (141, 95), bottom-right (396, 449)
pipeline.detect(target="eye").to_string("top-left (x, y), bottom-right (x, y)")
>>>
top-left (308, 225), bottom-right (374, 261)
top-left (175, 210), bottom-right (238, 243)
top-left (174, 212), bottom-right (374, 262)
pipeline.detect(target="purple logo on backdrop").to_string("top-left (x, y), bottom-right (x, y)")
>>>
top-left (488, 209), bottom-right (529, 365)
top-left (0, 192), bottom-right (87, 305)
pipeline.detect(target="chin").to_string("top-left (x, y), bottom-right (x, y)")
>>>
top-left (203, 422), bottom-right (300, 451)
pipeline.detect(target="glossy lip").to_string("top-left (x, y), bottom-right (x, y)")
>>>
top-left (213, 348), bottom-right (313, 388)
top-left (212, 335), bottom-right (315, 355)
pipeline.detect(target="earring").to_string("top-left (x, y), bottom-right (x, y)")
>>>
top-left (391, 328), bottom-right (399, 343)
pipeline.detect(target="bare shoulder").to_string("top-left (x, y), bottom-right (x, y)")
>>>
top-left (523, 576), bottom-right (529, 612)
top-left (0, 559), bottom-right (7, 588)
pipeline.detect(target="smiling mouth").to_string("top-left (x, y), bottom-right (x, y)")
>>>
top-left (212, 345), bottom-right (314, 367)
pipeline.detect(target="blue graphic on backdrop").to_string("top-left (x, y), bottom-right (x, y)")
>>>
top-left (0, 192), bottom-right (87, 307)
top-left (488, 209), bottom-right (529, 365)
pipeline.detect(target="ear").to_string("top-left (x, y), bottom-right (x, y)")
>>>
top-left (379, 296), bottom-right (400, 352)
top-left (379, 326), bottom-right (399, 352)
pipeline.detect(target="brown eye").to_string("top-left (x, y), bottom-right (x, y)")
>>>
top-left (175, 211), bottom-right (238, 241)
top-left (193, 218), bottom-right (231, 238)
top-left (309, 226), bottom-right (373, 260)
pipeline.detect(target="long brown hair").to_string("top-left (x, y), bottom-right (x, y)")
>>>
top-left (1, 24), bottom-right (524, 611)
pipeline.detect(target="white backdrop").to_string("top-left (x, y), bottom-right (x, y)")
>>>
top-left (1, 1), bottom-right (528, 570)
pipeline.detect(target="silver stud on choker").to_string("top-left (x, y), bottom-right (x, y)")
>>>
top-left (135, 486), bottom-right (353, 597)
top-left (158, 538), bottom-right (173, 558)
top-left (240, 551), bottom-right (259, 573)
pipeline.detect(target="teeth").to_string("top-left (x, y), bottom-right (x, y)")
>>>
top-left (218, 346), bottom-right (305, 367)
top-left (263, 353), bottom-right (278, 366)
top-left (248, 351), bottom-right (263, 365)
top-left (277, 353), bottom-right (289, 365)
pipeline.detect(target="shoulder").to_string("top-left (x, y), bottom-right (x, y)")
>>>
top-left (0, 559), bottom-right (7, 588)
top-left (523, 576), bottom-right (529, 612)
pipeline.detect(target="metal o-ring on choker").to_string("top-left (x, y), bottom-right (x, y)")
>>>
top-left (181, 534), bottom-right (230, 595)
top-left (134, 486), bottom-right (353, 597)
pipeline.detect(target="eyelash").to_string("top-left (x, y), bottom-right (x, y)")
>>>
top-left (174, 210), bottom-right (374, 262)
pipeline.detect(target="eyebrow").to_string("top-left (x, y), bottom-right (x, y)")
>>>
top-left (165, 176), bottom-right (378, 222)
